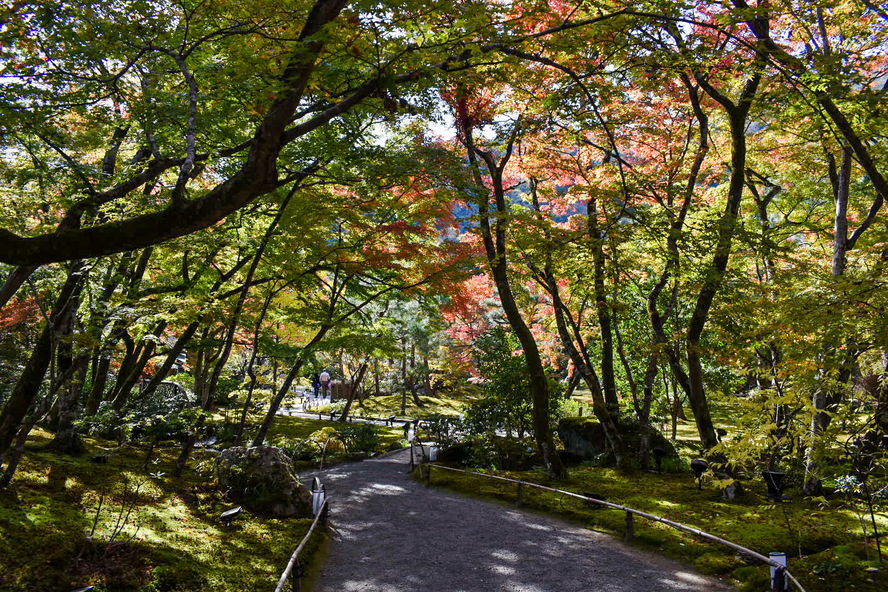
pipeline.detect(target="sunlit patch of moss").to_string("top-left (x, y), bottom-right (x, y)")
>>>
top-left (353, 393), bottom-right (464, 418)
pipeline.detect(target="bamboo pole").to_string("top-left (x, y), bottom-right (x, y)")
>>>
top-left (274, 499), bottom-right (329, 592)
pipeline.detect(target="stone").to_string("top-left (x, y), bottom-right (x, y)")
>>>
top-left (556, 417), bottom-right (678, 467)
top-left (214, 446), bottom-right (312, 517)
top-left (722, 480), bottom-right (744, 500)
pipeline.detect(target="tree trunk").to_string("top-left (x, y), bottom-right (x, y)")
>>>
top-left (252, 326), bottom-right (330, 446)
top-left (339, 362), bottom-right (368, 422)
top-left (84, 354), bottom-right (112, 416)
top-left (205, 191), bottom-right (296, 405)
top-left (0, 265), bottom-right (37, 310)
top-left (0, 260), bottom-right (85, 457)
top-left (49, 285), bottom-right (88, 455)
top-left (401, 337), bottom-right (408, 414)
top-left (685, 70), bottom-right (761, 450)
top-left (110, 320), bottom-right (166, 410)
top-left (588, 197), bottom-right (621, 417)
top-left (465, 127), bottom-right (565, 479)
top-left (140, 320), bottom-right (199, 398)
top-left (235, 285), bottom-right (276, 444)
top-left (50, 362), bottom-right (88, 455)
top-left (804, 145), bottom-right (854, 495)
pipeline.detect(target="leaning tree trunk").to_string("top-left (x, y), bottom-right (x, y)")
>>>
top-left (465, 125), bottom-right (566, 479)
top-left (685, 68), bottom-right (762, 450)
top-left (110, 321), bottom-right (166, 411)
top-left (250, 325), bottom-right (331, 448)
top-left (339, 362), bottom-right (368, 422)
top-left (0, 260), bottom-right (85, 458)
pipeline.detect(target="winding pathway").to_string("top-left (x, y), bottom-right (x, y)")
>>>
top-left (301, 449), bottom-right (735, 592)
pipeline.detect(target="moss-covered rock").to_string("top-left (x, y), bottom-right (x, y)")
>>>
top-left (214, 446), bottom-right (311, 517)
top-left (556, 416), bottom-right (677, 466)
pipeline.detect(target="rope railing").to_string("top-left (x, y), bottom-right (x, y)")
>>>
top-left (274, 497), bottom-right (329, 592)
top-left (425, 462), bottom-right (806, 592)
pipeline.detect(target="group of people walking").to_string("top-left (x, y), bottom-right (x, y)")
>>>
top-left (312, 370), bottom-right (331, 397)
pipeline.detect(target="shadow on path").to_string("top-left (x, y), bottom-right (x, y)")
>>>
top-left (301, 450), bottom-right (735, 592)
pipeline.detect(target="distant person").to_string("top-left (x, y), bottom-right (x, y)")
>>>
top-left (319, 370), bottom-right (331, 397)
top-left (312, 372), bottom-right (321, 397)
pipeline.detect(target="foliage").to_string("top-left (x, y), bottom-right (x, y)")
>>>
top-left (464, 327), bottom-right (563, 438)
top-left (337, 423), bottom-right (380, 454)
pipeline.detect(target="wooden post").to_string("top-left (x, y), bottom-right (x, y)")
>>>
top-left (516, 483), bottom-right (523, 507)
top-left (426, 463), bottom-right (432, 485)
top-left (291, 558), bottom-right (301, 592)
top-left (625, 511), bottom-right (634, 542)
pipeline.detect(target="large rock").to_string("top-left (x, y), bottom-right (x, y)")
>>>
top-left (557, 417), bottom-right (678, 467)
top-left (214, 446), bottom-right (312, 517)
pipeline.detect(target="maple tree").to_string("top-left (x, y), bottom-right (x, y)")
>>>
top-left (0, 0), bottom-right (886, 496)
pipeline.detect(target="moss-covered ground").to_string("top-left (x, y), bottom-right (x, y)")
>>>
top-left (345, 393), bottom-right (465, 419)
top-left (0, 428), bottom-right (325, 592)
top-left (424, 463), bottom-right (887, 591)
top-left (5, 393), bottom-right (885, 592)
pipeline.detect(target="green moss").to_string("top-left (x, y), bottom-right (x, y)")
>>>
top-left (693, 552), bottom-right (745, 574)
top-left (732, 565), bottom-right (769, 590)
top-left (352, 393), bottom-right (464, 418)
top-left (0, 429), bottom-right (323, 592)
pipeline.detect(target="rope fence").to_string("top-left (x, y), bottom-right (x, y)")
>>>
top-left (274, 496), bottom-right (329, 592)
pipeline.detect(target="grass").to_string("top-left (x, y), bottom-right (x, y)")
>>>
top-left (0, 428), bottom-right (324, 592)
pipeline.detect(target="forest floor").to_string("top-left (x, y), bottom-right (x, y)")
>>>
top-left (0, 428), bottom-right (323, 592)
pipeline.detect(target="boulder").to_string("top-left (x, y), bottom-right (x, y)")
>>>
top-left (214, 446), bottom-right (312, 517)
top-left (557, 418), bottom-right (609, 459)
top-left (556, 417), bottom-right (678, 467)
top-left (722, 479), bottom-right (744, 500)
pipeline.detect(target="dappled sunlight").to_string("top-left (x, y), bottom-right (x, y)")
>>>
top-left (306, 450), bottom-right (737, 592)
top-left (672, 571), bottom-right (711, 585)
top-left (361, 482), bottom-right (408, 495)
top-left (490, 549), bottom-right (519, 562)
top-left (489, 563), bottom-right (517, 575)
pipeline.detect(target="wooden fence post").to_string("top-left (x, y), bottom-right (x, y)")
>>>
top-left (625, 511), bottom-right (634, 542)
top-left (516, 483), bottom-right (523, 507)
top-left (291, 558), bottom-right (301, 592)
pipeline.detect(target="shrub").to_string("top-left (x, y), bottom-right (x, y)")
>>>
top-left (338, 423), bottom-right (380, 454)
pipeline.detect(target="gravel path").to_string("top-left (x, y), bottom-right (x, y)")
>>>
top-left (301, 449), bottom-right (736, 592)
